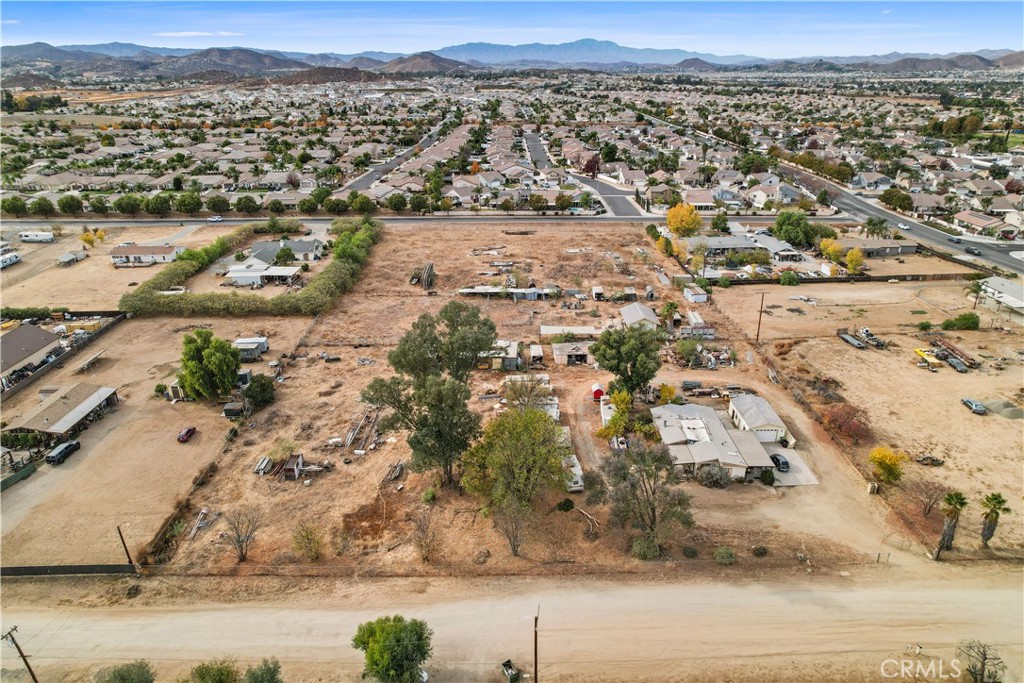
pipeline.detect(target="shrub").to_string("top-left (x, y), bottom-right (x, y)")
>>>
top-left (695, 463), bottom-right (731, 489)
top-left (869, 446), bottom-right (907, 484)
top-left (1, 306), bottom-right (52, 320)
top-left (631, 534), bottom-right (661, 560)
top-left (714, 546), bottom-right (736, 565)
top-left (917, 321), bottom-right (933, 331)
top-left (243, 374), bottom-right (276, 411)
top-left (96, 660), bottom-right (155, 683)
top-left (556, 498), bottom-right (575, 512)
top-left (292, 522), bottom-right (325, 562)
top-left (779, 271), bottom-right (799, 286)
top-left (759, 468), bottom-right (775, 486)
top-left (154, 383), bottom-right (167, 397)
top-left (941, 312), bottom-right (980, 330)
top-left (421, 487), bottom-right (437, 505)
top-left (751, 545), bottom-right (769, 557)
top-left (681, 545), bottom-right (699, 558)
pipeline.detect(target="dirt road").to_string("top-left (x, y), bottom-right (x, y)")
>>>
top-left (4, 571), bottom-right (1021, 683)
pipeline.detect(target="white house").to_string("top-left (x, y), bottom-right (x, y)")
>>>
top-left (619, 302), bottom-right (659, 329)
top-left (109, 244), bottom-right (184, 266)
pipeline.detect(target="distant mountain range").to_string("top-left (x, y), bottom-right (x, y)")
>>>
top-left (0, 39), bottom-right (1020, 82)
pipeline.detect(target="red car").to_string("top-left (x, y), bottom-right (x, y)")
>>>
top-left (177, 426), bottom-right (197, 443)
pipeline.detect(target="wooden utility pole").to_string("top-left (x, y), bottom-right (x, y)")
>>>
top-left (3, 626), bottom-right (40, 683)
top-left (755, 291), bottom-right (766, 343)
top-left (116, 525), bottom-right (134, 565)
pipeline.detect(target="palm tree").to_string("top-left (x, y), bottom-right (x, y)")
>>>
top-left (934, 491), bottom-right (968, 560)
top-left (964, 280), bottom-right (984, 310)
top-left (980, 493), bottom-right (1011, 548)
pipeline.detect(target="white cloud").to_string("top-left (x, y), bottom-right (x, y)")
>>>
top-left (881, 9), bottom-right (894, 15)
top-left (1, 19), bottom-right (20, 25)
top-left (153, 31), bottom-right (244, 37)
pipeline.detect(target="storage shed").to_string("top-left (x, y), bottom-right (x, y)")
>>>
top-left (552, 341), bottom-right (595, 366)
top-left (591, 382), bottom-right (604, 401)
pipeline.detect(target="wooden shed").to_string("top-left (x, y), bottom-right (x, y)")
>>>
top-left (283, 453), bottom-right (305, 480)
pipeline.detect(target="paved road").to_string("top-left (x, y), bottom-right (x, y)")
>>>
top-left (571, 174), bottom-right (643, 217)
top-left (343, 118), bottom-right (451, 192)
top-left (523, 131), bottom-right (553, 169)
top-left (5, 575), bottom-right (1021, 681)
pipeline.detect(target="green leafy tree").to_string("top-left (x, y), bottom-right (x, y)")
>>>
top-left (554, 192), bottom-right (573, 212)
top-left (499, 197), bottom-right (515, 214)
top-left (89, 195), bottom-right (109, 215)
top-left (177, 329), bottom-right (242, 401)
top-left (462, 407), bottom-right (570, 507)
top-left (880, 188), bottom-right (913, 212)
top-left (387, 300), bottom-right (497, 386)
top-left (711, 212), bottom-right (729, 232)
top-left (183, 659), bottom-right (242, 683)
top-left (941, 312), bottom-right (980, 330)
top-left (980, 492), bottom-right (1010, 548)
top-left (352, 615), bottom-right (433, 683)
top-left (409, 194), bottom-right (429, 213)
top-left (590, 325), bottom-right (662, 396)
top-left (243, 659), bottom-right (283, 683)
top-left (96, 661), bottom-right (155, 683)
top-left (323, 197), bottom-right (348, 215)
top-left (935, 491), bottom-right (968, 560)
top-left (1, 196), bottom-right (27, 216)
top-left (386, 193), bottom-right (408, 213)
top-left (274, 246), bottom-right (295, 264)
top-left (144, 193), bottom-right (173, 217)
top-left (29, 196), bottom-right (56, 217)
top-left (175, 192), bottom-right (203, 215)
top-left (437, 197), bottom-right (454, 215)
top-left (585, 442), bottom-right (694, 558)
top-left (363, 376), bottom-right (479, 488)
top-left (206, 195), bottom-right (231, 214)
top-left (816, 189), bottom-right (831, 206)
top-left (235, 195), bottom-right (260, 215)
top-left (57, 194), bottom-right (84, 216)
top-left (297, 197), bottom-right (319, 215)
top-left (113, 194), bottom-right (143, 216)
top-left (528, 193), bottom-right (548, 213)
top-left (266, 199), bottom-right (286, 214)
top-left (310, 186), bottom-right (332, 206)
top-left (351, 194), bottom-right (376, 215)
top-left (243, 374), bottom-right (276, 411)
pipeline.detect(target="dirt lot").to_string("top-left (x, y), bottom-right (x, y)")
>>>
top-left (714, 280), bottom-right (1024, 549)
top-left (0, 224), bottom-right (236, 310)
top-left (0, 316), bottom-right (306, 565)
top-left (160, 222), bottom-right (915, 576)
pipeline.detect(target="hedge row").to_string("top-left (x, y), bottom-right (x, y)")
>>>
top-left (1, 305), bottom-right (66, 321)
top-left (119, 218), bottom-right (380, 317)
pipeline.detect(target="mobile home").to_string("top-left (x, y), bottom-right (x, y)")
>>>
top-left (18, 231), bottom-right (54, 243)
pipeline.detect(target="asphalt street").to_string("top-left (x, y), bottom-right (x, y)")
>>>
top-left (343, 118), bottom-right (451, 191)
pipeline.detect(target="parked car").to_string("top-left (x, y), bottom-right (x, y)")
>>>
top-left (961, 398), bottom-right (987, 415)
top-left (947, 357), bottom-right (969, 373)
top-left (897, 223), bottom-right (911, 230)
top-left (947, 236), bottom-right (962, 244)
top-left (770, 453), bottom-right (790, 472)
top-left (208, 215), bottom-right (224, 222)
top-left (965, 246), bottom-right (982, 256)
top-left (45, 440), bottom-right (80, 465)
top-left (177, 426), bottom-right (197, 443)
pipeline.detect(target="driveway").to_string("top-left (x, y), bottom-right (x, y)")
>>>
top-left (523, 132), bottom-right (552, 169)
top-left (770, 448), bottom-right (819, 486)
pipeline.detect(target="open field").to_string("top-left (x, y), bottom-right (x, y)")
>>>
top-left (0, 224), bottom-right (237, 310)
top-left (0, 316), bottom-right (306, 565)
top-left (714, 281), bottom-right (1024, 549)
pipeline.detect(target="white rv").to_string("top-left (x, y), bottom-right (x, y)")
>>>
top-left (18, 231), bottom-right (55, 243)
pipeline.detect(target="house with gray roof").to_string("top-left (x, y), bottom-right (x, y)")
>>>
top-left (250, 238), bottom-right (323, 264)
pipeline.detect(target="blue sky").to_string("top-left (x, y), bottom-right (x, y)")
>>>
top-left (0, 2), bottom-right (1021, 58)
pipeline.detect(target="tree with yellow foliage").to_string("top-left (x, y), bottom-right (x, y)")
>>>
top-left (845, 247), bottom-right (865, 274)
top-left (79, 232), bottom-right (95, 248)
top-left (818, 238), bottom-right (844, 263)
top-left (666, 202), bottom-right (702, 237)
top-left (869, 446), bottom-right (907, 484)
top-left (656, 236), bottom-right (674, 257)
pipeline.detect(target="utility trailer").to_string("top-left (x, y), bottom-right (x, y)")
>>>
top-left (836, 328), bottom-right (867, 349)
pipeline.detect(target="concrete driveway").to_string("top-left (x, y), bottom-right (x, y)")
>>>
top-left (770, 448), bottom-right (819, 486)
